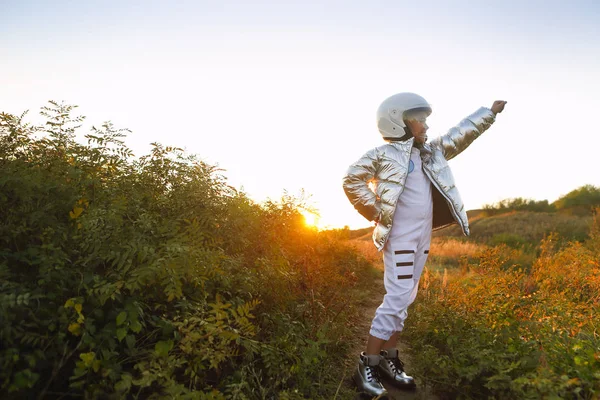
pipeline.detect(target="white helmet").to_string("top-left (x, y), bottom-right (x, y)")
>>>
top-left (376, 92), bottom-right (432, 140)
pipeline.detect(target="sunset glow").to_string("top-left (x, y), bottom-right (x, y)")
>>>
top-left (2, 1), bottom-right (599, 230)
top-left (302, 211), bottom-right (320, 229)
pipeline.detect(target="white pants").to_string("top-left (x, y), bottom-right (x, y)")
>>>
top-left (369, 194), bottom-right (433, 340)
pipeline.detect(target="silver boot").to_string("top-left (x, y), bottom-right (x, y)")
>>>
top-left (379, 348), bottom-right (416, 388)
top-left (354, 352), bottom-right (388, 398)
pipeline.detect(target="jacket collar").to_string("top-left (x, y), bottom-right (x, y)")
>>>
top-left (388, 137), bottom-right (415, 151)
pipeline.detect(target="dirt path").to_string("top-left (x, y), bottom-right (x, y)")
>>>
top-left (342, 269), bottom-right (438, 400)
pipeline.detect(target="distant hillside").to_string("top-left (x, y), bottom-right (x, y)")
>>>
top-left (349, 209), bottom-right (592, 246)
top-left (480, 186), bottom-right (600, 217)
top-left (450, 185), bottom-right (600, 245)
top-left (347, 186), bottom-right (600, 246)
top-left (434, 210), bottom-right (591, 245)
top-left (466, 209), bottom-right (486, 219)
top-left (347, 226), bottom-right (372, 240)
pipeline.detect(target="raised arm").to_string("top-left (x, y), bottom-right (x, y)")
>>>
top-left (342, 148), bottom-right (381, 222)
top-left (430, 101), bottom-right (506, 160)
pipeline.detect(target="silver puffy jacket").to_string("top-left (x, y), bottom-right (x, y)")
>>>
top-left (343, 107), bottom-right (496, 251)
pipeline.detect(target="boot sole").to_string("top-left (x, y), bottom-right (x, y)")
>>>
top-left (379, 370), bottom-right (417, 390)
top-left (353, 374), bottom-right (389, 399)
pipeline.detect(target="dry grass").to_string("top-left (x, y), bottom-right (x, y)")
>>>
top-left (350, 237), bottom-right (489, 272)
top-left (430, 237), bottom-right (486, 258)
top-left (427, 238), bottom-right (488, 270)
top-left (349, 238), bottom-right (383, 270)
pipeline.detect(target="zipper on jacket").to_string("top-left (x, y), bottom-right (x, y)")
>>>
top-left (421, 166), bottom-right (467, 235)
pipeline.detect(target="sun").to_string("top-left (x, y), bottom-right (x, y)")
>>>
top-left (301, 211), bottom-right (320, 228)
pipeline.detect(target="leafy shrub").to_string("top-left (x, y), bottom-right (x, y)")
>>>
top-left (0, 102), bottom-right (374, 398)
top-left (482, 198), bottom-right (556, 216)
top-left (554, 185), bottom-right (600, 215)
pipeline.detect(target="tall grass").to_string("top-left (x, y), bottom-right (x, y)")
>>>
top-left (427, 238), bottom-right (488, 269)
top-left (430, 238), bottom-right (484, 258)
top-left (349, 238), bottom-right (383, 270)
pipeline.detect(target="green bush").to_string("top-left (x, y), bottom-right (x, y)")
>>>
top-left (553, 185), bottom-right (600, 215)
top-left (0, 102), bottom-right (373, 398)
top-left (482, 198), bottom-right (556, 216)
top-left (488, 233), bottom-right (529, 249)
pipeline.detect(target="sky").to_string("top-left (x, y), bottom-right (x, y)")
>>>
top-left (2, 0), bottom-right (600, 229)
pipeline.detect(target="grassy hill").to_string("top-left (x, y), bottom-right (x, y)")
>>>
top-left (433, 210), bottom-right (592, 246)
top-left (351, 186), bottom-right (600, 247)
top-left (352, 209), bottom-right (592, 247)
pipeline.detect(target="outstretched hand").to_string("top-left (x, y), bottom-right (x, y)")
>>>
top-left (491, 100), bottom-right (507, 115)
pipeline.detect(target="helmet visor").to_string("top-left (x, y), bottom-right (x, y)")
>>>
top-left (403, 107), bottom-right (431, 123)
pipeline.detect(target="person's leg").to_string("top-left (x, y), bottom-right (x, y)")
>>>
top-left (375, 208), bottom-right (431, 388)
top-left (357, 201), bottom-right (427, 393)
top-left (382, 331), bottom-right (399, 350)
top-left (378, 239), bottom-right (430, 389)
top-left (355, 238), bottom-right (416, 397)
top-left (366, 333), bottom-right (391, 355)
top-left (370, 240), bottom-right (418, 389)
top-left (370, 239), bottom-right (417, 341)
top-left (381, 208), bottom-right (432, 387)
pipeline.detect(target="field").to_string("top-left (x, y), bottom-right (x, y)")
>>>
top-left (1, 103), bottom-right (599, 399)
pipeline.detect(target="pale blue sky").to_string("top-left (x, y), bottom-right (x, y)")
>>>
top-left (2, 0), bottom-right (599, 228)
